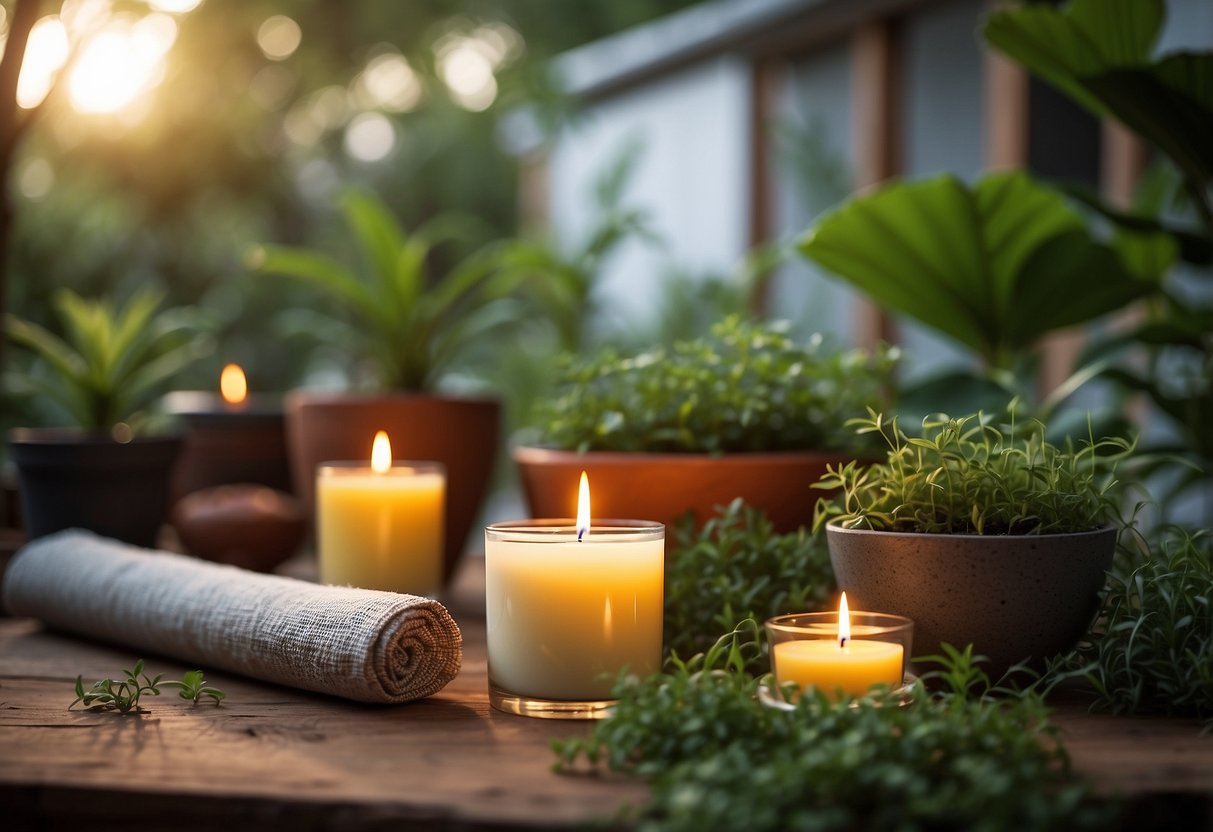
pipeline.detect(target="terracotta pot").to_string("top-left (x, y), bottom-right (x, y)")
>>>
top-left (8, 428), bottom-right (182, 548)
top-left (286, 391), bottom-right (501, 585)
top-left (514, 447), bottom-right (853, 534)
top-left (826, 524), bottom-right (1117, 678)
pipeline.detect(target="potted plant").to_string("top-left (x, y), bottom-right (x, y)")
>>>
top-left (515, 316), bottom-right (897, 533)
top-left (4, 288), bottom-right (207, 547)
top-left (249, 189), bottom-right (519, 584)
top-left (813, 409), bottom-right (1131, 677)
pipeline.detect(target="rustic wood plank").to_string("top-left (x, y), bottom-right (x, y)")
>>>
top-left (2, 552), bottom-right (1211, 829)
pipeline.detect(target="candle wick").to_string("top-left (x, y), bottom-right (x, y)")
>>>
top-left (839, 636), bottom-right (848, 649)
top-left (578, 527), bottom-right (586, 542)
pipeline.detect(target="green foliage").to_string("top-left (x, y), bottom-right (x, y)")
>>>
top-left (533, 316), bottom-right (897, 454)
top-left (984, 0), bottom-right (1213, 223)
top-left (70, 660), bottom-right (226, 714)
top-left (814, 410), bottom-right (1131, 535)
top-left (1056, 528), bottom-right (1213, 726)
top-left (554, 627), bottom-right (1114, 832)
top-left (161, 669), bottom-right (227, 706)
top-left (797, 171), bottom-right (1161, 371)
top-left (4, 288), bottom-right (207, 432)
top-left (664, 500), bottom-right (835, 661)
top-left (250, 189), bottom-right (521, 392)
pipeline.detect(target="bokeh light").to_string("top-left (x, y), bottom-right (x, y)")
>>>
top-left (68, 15), bottom-right (176, 114)
top-left (355, 50), bottom-right (422, 113)
top-left (257, 15), bottom-right (301, 61)
top-left (16, 16), bottom-right (70, 109)
top-left (437, 37), bottom-right (497, 112)
top-left (343, 112), bottom-right (396, 162)
top-left (148, 0), bottom-right (203, 12)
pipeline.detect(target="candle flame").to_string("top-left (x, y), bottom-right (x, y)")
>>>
top-left (219, 363), bottom-right (248, 405)
top-left (371, 430), bottom-right (392, 474)
top-left (576, 470), bottom-right (590, 542)
top-left (838, 592), bottom-right (851, 648)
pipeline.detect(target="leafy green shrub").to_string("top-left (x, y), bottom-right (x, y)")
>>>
top-left (554, 627), bottom-right (1114, 832)
top-left (4, 288), bottom-right (207, 432)
top-left (532, 316), bottom-right (897, 454)
top-left (664, 499), bottom-right (835, 660)
top-left (1058, 528), bottom-right (1213, 726)
top-left (814, 410), bottom-right (1132, 535)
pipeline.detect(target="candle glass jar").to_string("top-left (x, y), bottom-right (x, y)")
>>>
top-left (485, 519), bottom-right (664, 719)
top-left (765, 611), bottom-right (913, 702)
top-left (316, 461), bottom-right (445, 596)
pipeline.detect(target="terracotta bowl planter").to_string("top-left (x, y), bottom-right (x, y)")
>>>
top-left (287, 391), bottom-right (501, 585)
top-left (8, 428), bottom-right (183, 548)
top-left (514, 447), bottom-right (855, 534)
top-left (826, 524), bottom-right (1117, 678)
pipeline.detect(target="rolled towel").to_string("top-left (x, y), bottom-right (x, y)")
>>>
top-left (2, 529), bottom-right (462, 704)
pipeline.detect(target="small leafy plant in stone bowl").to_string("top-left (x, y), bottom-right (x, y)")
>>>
top-left (814, 409), bottom-right (1132, 677)
top-left (516, 316), bottom-right (897, 532)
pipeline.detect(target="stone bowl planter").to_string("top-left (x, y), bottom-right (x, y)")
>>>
top-left (515, 447), bottom-right (855, 534)
top-left (825, 523), bottom-right (1117, 678)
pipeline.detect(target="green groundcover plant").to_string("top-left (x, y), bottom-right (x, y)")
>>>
top-left (1053, 527), bottom-right (1213, 727)
top-left (532, 316), bottom-right (897, 455)
top-left (554, 626), bottom-right (1116, 832)
top-left (664, 499), bottom-right (834, 661)
top-left (814, 409), bottom-right (1132, 535)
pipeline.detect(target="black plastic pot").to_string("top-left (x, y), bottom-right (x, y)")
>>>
top-left (9, 428), bottom-right (183, 548)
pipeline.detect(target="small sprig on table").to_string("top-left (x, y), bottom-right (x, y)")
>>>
top-left (70, 660), bottom-right (225, 714)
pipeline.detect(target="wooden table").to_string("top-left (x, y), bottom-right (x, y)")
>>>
top-left (2, 553), bottom-right (1211, 830)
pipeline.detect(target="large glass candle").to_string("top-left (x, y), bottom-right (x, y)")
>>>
top-left (316, 431), bottom-right (445, 596)
top-left (485, 475), bottom-right (664, 718)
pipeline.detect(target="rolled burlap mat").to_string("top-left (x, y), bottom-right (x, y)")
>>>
top-left (2, 529), bottom-right (462, 704)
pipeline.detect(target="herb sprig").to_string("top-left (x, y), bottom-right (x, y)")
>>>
top-left (70, 660), bottom-right (226, 714)
top-left (664, 499), bottom-right (834, 661)
top-left (814, 409), bottom-right (1131, 535)
top-left (555, 626), bottom-right (1114, 831)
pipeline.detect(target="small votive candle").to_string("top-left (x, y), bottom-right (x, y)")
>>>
top-left (765, 595), bottom-right (913, 701)
top-left (316, 431), bottom-right (445, 596)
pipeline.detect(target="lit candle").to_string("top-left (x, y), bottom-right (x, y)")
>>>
top-left (316, 431), bottom-right (445, 596)
top-left (770, 593), bottom-right (904, 701)
top-left (485, 472), bottom-right (664, 717)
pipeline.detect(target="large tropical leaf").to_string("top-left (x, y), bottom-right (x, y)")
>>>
top-left (984, 0), bottom-right (1213, 186)
top-left (798, 172), bottom-right (1156, 368)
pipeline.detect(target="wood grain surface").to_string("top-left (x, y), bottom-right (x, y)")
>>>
top-left (1, 552), bottom-right (1211, 830)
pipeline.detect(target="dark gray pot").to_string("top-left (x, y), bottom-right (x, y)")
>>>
top-left (826, 523), bottom-right (1116, 679)
top-left (9, 428), bottom-right (182, 549)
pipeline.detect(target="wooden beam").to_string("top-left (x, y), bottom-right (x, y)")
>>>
top-left (850, 19), bottom-right (901, 348)
top-left (983, 50), bottom-right (1029, 170)
top-left (748, 57), bottom-right (783, 314)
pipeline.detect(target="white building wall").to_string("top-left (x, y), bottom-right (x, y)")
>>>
top-left (547, 54), bottom-right (752, 336)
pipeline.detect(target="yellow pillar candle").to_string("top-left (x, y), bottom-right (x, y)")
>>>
top-left (485, 472), bottom-right (664, 712)
top-left (316, 431), bottom-right (444, 596)
top-left (769, 593), bottom-right (906, 701)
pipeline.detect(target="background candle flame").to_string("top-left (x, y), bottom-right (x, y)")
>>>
top-left (219, 363), bottom-right (248, 405)
top-left (838, 591), bottom-right (851, 648)
top-left (371, 430), bottom-right (392, 474)
top-left (576, 470), bottom-right (590, 541)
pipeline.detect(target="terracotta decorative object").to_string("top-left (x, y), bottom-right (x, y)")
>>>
top-left (172, 484), bottom-right (306, 572)
top-left (286, 391), bottom-right (500, 585)
top-left (514, 447), bottom-right (853, 534)
top-left (825, 524), bottom-right (1117, 678)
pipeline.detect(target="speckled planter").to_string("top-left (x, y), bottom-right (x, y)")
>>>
top-left (826, 524), bottom-right (1116, 678)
